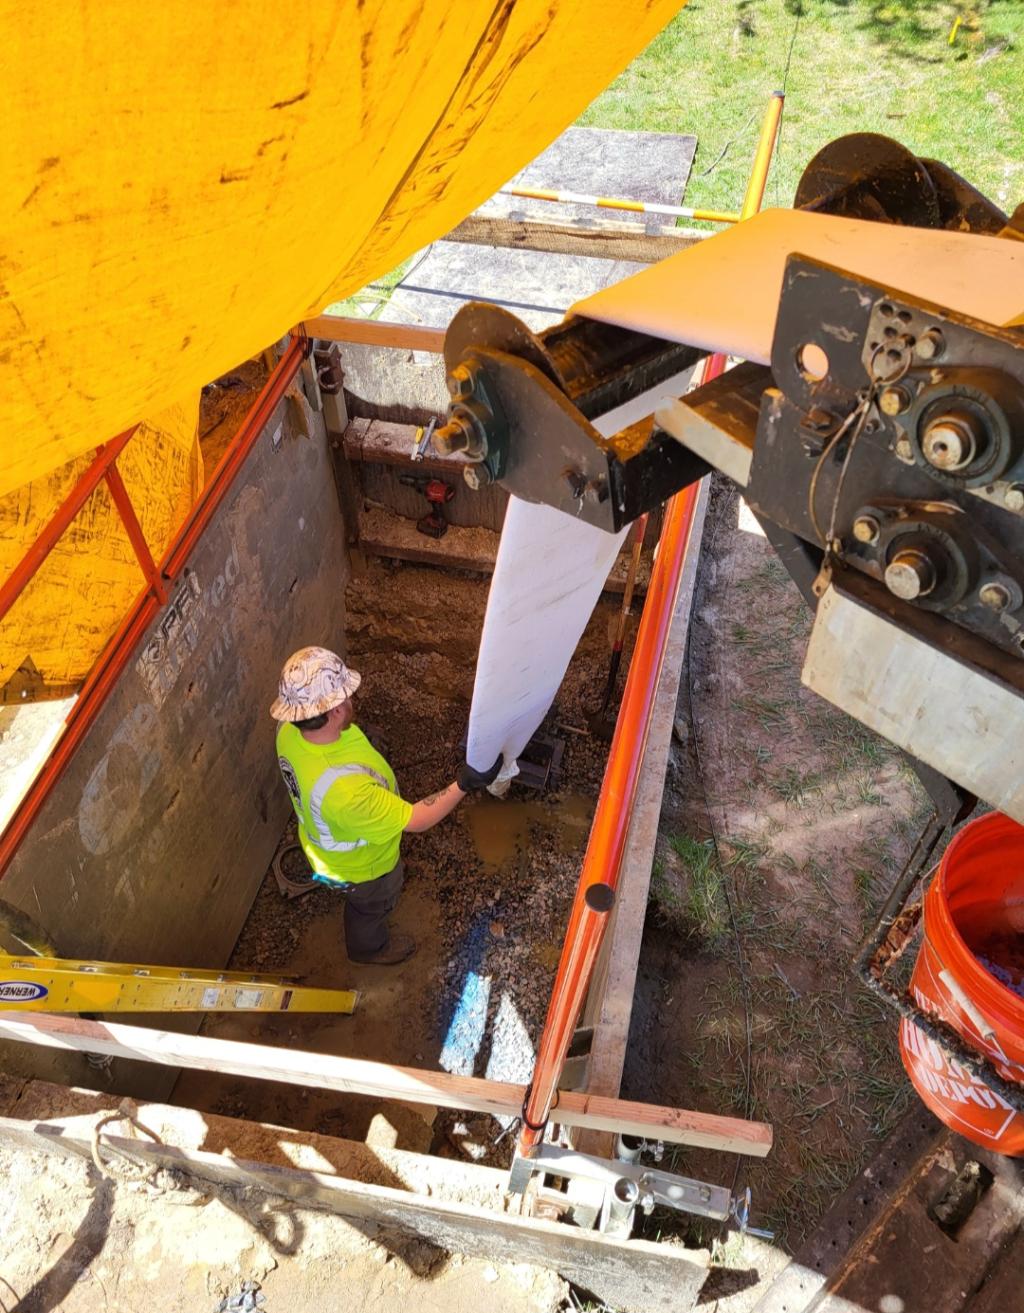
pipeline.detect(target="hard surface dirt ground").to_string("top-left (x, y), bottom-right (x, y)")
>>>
top-left (624, 478), bottom-right (930, 1297)
top-left (0, 1127), bottom-right (564, 1313)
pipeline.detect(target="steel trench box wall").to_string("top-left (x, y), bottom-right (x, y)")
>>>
top-left (0, 405), bottom-right (350, 1095)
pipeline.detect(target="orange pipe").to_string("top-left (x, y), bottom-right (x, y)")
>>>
top-left (0, 431), bottom-right (137, 626)
top-left (104, 461), bottom-right (168, 606)
top-left (515, 90), bottom-right (783, 1165)
top-left (517, 482), bottom-right (702, 1155)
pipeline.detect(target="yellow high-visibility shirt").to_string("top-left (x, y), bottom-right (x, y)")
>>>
top-left (276, 722), bottom-right (413, 883)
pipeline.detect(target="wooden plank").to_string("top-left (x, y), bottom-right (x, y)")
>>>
top-left (448, 214), bottom-right (706, 264)
top-left (346, 418), bottom-right (469, 471)
top-left (0, 1012), bottom-right (772, 1156)
top-left (0, 1114), bottom-right (710, 1313)
top-left (347, 420), bottom-right (510, 532)
top-left (358, 507), bottom-right (499, 574)
top-left (305, 317), bottom-right (446, 353)
top-left (357, 503), bottom-right (652, 595)
top-left (9, 1077), bottom-right (510, 1203)
top-left (578, 479), bottom-right (711, 1158)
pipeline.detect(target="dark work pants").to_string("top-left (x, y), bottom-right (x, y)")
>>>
top-left (344, 861), bottom-right (404, 957)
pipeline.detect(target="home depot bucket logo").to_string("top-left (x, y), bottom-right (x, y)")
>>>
top-left (0, 981), bottom-right (48, 1003)
top-left (901, 982), bottom-right (1022, 1143)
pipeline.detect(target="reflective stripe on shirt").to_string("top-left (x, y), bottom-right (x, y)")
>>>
top-left (307, 761), bottom-right (392, 853)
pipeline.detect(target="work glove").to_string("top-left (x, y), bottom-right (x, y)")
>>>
top-left (456, 753), bottom-right (504, 792)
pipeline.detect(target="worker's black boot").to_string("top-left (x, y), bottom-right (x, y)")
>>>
top-left (349, 933), bottom-right (416, 966)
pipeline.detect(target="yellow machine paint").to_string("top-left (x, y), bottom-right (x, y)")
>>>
top-left (0, 952), bottom-right (358, 1015)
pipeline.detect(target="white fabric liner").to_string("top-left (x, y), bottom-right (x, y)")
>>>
top-left (571, 209), bottom-right (1024, 365)
top-left (466, 497), bottom-right (628, 790)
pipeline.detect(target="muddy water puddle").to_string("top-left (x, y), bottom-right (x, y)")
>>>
top-left (462, 791), bottom-right (594, 873)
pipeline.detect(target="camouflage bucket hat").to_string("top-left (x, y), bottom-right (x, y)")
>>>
top-left (270, 646), bottom-right (361, 722)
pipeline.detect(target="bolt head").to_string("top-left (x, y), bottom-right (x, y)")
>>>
top-left (852, 515), bottom-right (880, 545)
top-left (894, 436), bottom-right (914, 462)
top-left (915, 329), bottom-right (944, 361)
top-left (562, 468), bottom-right (587, 499)
top-left (880, 387), bottom-right (910, 417)
top-left (1005, 484), bottom-right (1024, 512)
top-left (433, 417), bottom-right (471, 456)
top-left (980, 582), bottom-right (1011, 612)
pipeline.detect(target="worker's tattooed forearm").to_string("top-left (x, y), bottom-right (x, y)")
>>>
top-left (421, 782), bottom-right (457, 806)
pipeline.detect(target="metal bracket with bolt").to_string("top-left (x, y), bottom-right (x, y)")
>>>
top-left (513, 1143), bottom-right (772, 1239)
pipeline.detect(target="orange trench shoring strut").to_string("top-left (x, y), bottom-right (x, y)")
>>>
top-left (513, 90), bottom-right (785, 1176)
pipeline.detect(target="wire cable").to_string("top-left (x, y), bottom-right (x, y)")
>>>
top-left (773, 8), bottom-right (802, 207)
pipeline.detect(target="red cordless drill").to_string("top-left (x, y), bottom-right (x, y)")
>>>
top-left (398, 474), bottom-right (456, 539)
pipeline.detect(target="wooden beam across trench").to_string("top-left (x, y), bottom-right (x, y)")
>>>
top-left (0, 1012), bottom-right (772, 1157)
top-left (303, 218), bottom-right (708, 352)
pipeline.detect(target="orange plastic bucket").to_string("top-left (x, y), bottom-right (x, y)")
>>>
top-left (899, 811), bottom-right (1024, 1154)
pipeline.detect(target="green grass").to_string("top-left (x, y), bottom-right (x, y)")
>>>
top-left (773, 764), bottom-right (822, 806)
top-left (668, 833), bottom-right (731, 946)
top-left (737, 691), bottom-right (791, 730)
top-left (581, 0), bottom-right (1024, 221)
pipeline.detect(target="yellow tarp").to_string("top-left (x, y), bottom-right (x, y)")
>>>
top-left (0, 399), bottom-right (203, 698)
top-left (0, 1), bottom-right (682, 694)
top-left (1, 1), bottom-right (684, 496)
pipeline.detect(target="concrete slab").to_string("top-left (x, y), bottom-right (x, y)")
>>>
top-left (389, 126), bottom-right (697, 334)
top-left (340, 126), bottom-right (696, 417)
top-left (481, 126), bottom-right (698, 227)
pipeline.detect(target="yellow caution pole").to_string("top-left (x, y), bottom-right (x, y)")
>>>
top-left (500, 186), bottom-right (740, 224)
top-left (739, 91), bottom-right (785, 222)
top-left (0, 952), bottom-right (358, 1015)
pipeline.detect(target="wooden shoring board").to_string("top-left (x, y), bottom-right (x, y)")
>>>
top-left (0, 1012), bottom-right (772, 1157)
top-left (447, 214), bottom-right (706, 264)
top-left (355, 503), bottom-right (654, 596)
top-left (577, 479), bottom-right (711, 1156)
top-left (0, 1111), bottom-right (710, 1312)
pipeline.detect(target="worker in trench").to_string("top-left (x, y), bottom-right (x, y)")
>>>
top-left (270, 646), bottom-right (502, 965)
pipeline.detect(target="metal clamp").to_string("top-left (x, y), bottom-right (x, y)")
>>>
top-left (515, 1143), bottom-right (769, 1237)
